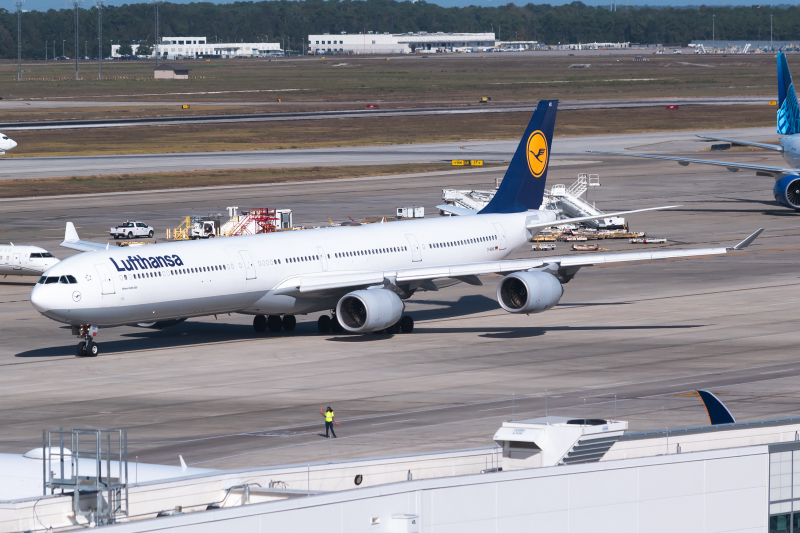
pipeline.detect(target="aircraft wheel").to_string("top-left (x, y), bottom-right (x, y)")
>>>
top-left (76, 341), bottom-right (87, 357)
top-left (267, 315), bottom-right (282, 332)
top-left (85, 341), bottom-right (99, 357)
top-left (386, 322), bottom-right (401, 334)
top-left (317, 315), bottom-right (331, 333)
top-left (253, 315), bottom-right (267, 332)
top-left (400, 315), bottom-right (414, 333)
top-left (282, 314), bottom-right (297, 332)
top-left (331, 316), bottom-right (344, 333)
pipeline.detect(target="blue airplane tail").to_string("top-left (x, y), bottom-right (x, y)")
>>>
top-left (777, 53), bottom-right (800, 135)
top-left (479, 100), bottom-right (558, 214)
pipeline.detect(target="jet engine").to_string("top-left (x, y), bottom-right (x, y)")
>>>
top-left (497, 271), bottom-right (563, 314)
top-left (773, 174), bottom-right (800, 209)
top-left (336, 289), bottom-right (404, 333)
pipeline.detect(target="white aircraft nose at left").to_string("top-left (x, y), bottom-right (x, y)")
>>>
top-left (0, 134), bottom-right (16, 154)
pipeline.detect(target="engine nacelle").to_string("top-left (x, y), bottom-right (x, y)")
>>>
top-left (497, 271), bottom-right (563, 314)
top-left (773, 174), bottom-right (800, 209)
top-left (336, 289), bottom-right (404, 333)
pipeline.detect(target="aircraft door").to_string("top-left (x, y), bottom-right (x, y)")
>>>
top-left (492, 223), bottom-right (507, 250)
top-left (317, 247), bottom-right (328, 271)
top-left (12, 253), bottom-right (21, 270)
top-left (239, 250), bottom-right (256, 280)
top-left (94, 263), bottom-right (115, 295)
top-left (405, 234), bottom-right (422, 262)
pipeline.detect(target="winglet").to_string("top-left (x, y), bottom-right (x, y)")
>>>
top-left (730, 228), bottom-right (764, 250)
top-left (60, 222), bottom-right (109, 253)
top-left (697, 390), bottom-right (736, 425)
top-left (65, 222), bottom-right (80, 243)
top-left (180, 455), bottom-right (187, 472)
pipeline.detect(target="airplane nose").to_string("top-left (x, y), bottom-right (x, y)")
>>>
top-left (30, 285), bottom-right (50, 313)
top-left (10, 140), bottom-right (16, 148)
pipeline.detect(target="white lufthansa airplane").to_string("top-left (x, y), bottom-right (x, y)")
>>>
top-left (0, 244), bottom-right (59, 277)
top-left (30, 100), bottom-right (762, 357)
top-left (591, 53), bottom-right (800, 210)
top-left (0, 133), bottom-right (17, 155)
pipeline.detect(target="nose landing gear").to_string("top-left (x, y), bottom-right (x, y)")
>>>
top-left (74, 325), bottom-right (99, 357)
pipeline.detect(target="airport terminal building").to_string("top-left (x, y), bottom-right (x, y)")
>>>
top-left (112, 37), bottom-right (281, 59)
top-left (308, 32), bottom-right (496, 54)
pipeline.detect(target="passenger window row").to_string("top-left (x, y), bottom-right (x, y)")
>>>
top-left (432, 235), bottom-right (495, 249)
top-left (38, 275), bottom-right (77, 284)
top-left (121, 264), bottom-right (231, 281)
top-left (258, 259), bottom-right (282, 266)
top-left (30, 253), bottom-right (55, 258)
top-left (286, 255), bottom-right (318, 263)
top-left (334, 246), bottom-right (407, 259)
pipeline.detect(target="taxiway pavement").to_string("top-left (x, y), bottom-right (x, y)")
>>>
top-left (0, 126), bottom-right (777, 180)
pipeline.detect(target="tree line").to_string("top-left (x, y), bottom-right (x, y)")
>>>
top-left (0, 0), bottom-right (798, 59)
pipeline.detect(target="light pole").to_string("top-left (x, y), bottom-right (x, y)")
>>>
top-left (97, 0), bottom-right (103, 78)
top-left (15, 0), bottom-right (23, 82)
top-left (73, 1), bottom-right (81, 80)
top-left (151, 0), bottom-right (163, 67)
top-left (712, 14), bottom-right (715, 53)
top-left (771, 14), bottom-right (773, 51)
top-left (63, 39), bottom-right (65, 58)
top-left (45, 40), bottom-right (47, 60)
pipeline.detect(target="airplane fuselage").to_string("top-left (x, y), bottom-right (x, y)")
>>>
top-left (779, 135), bottom-right (800, 168)
top-left (0, 246), bottom-right (59, 276)
top-left (31, 211), bottom-right (551, 327)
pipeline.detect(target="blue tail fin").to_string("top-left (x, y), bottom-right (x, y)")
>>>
top-left (479, 100), bottom-right (558, 214)
top-left (777, 53), bottom-right (800, 135)
top-left (697, 390), bottom-right (736, 425)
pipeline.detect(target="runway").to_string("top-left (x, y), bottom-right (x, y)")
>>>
top-left (0, 130), bottom-right (797, 471)
top-left (0, 126), bottom-right (777, 180)
top-left (0, 96), bottom-right (772, 131)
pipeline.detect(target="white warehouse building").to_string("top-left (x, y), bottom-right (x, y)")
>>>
top-left (112, 37), bottom-right (282, 60)
top-left (308, 31), bottom-right (496, 54)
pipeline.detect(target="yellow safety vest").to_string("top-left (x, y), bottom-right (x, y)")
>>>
top-left (325, 410), bottom-right (334, 422)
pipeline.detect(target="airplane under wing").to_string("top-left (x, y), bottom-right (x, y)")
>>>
top-left (271, 229), bottom-right (764, 298)
top-left (696, 135), bottom-right (784, 152)
top-left (60, 222), bottom-right (109, 252)
top-left (589, 150), bottom-right (795, 180)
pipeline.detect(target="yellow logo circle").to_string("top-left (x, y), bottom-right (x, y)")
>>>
top-left (526, 130), bottom-right (548, 178)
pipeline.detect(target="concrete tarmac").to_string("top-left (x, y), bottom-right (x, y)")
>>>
top-left (0, 126), bottom-right (777, 180)
top-left (0, 97), bottom-right (771, 131)
top-left (0, 137), bottom-right (798, 471)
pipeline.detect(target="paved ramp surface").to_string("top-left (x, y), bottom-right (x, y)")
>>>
top-left (0, 126), bottom-right (777, 180)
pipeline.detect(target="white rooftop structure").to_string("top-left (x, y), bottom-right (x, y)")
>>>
top-left (308, 31), bottom-right (496, 54)
top-left (112, 37), bottom-right (281, 60)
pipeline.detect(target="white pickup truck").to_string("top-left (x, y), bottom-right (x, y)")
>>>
top-left (110, 221), bottom-right (154, 239)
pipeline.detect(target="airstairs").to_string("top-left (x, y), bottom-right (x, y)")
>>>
top-left (442, 174), bottom-right (622, 229)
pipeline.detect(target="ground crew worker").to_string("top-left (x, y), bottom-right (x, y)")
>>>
top-left (323, 406), bottom-right (337, 438)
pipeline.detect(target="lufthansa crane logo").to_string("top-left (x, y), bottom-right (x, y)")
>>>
top-left (526, 130), bottom-right (548, 178)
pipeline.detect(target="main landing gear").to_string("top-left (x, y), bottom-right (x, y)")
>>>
top-left (253, 314), bottom-right (296, 333)
top-left (74, 325), bottom-right (99, 357)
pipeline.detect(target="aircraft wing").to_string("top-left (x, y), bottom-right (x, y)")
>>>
top-left (60, 222), bottom-right (108, 252)
top-left (589, 150), bottom-right (796, 179)
top-left (696, 135), bottom-right (784, 152)
top-left (271, 229), bottom-right (763, 298)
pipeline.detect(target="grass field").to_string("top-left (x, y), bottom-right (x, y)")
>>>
top-left (0, 53), bottom-right (781, 121)
top-left (4, 104), bottom-right (775, 158)
top-left (0, 163), bottom-right (468, 198)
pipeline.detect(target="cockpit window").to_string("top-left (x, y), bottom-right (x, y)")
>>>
top-left (1, 136), bottom-right (7, 140)
top-left (30, 253), bottom-right (41, 258)
top-left (40, 275), bottom-right (77, 284)
top-left (41, 253), bottom-right (54, 258)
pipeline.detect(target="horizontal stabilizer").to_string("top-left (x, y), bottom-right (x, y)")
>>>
top-left (436, 204), bottom-right (477, 216)
top-left (697, 389), bottom-right (736, 425)
top-left (61, 222), bottom-right (108, 252)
